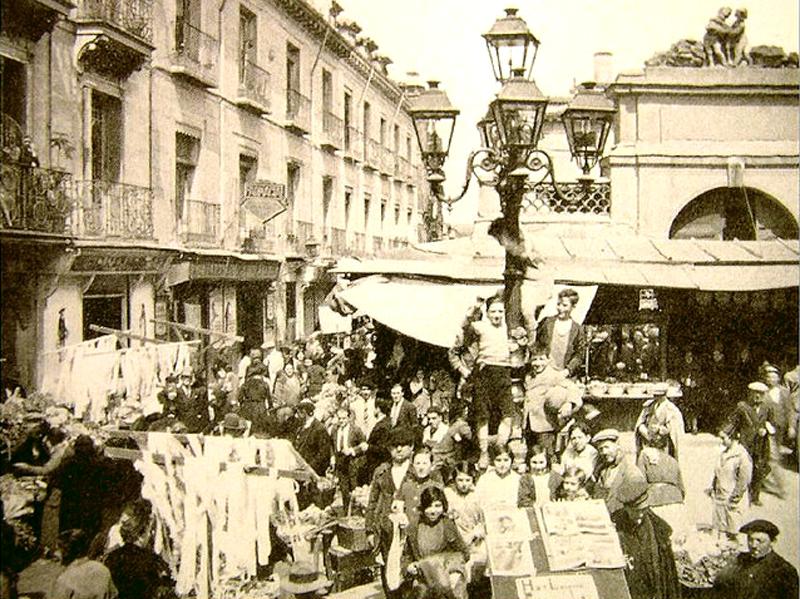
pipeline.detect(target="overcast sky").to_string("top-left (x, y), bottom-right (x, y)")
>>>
top-left (337, 0), bottom-right (799, 223)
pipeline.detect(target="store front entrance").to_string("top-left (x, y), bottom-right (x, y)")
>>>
top-left (237, 282), bottom-right (265, 352)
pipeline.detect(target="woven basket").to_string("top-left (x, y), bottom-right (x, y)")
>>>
top-left (338, 516), bottom-right (368, 552)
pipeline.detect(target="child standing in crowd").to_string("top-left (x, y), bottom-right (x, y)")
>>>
top-left (398, 447), bottom-right (444, 526)
top-left (518, 445), bottom-right (561, 507)
top-left (558, 423), bottom-right (597, 480)
top-left (707, 424), bottom-right (753, 541)
top-left (555, 466), bottom-right (591, 501)
top-left (404, 487), bottom-right (470, 599)
top-left (444, 462), bottom-right (485, 571)
top-left (474, 443), bottom-right (521, 508)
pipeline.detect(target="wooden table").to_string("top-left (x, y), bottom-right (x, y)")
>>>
top-left (489, 509), bottom-right (631, 599)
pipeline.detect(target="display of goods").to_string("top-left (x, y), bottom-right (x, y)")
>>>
top-left (673, 530), bottom-right (739, 589)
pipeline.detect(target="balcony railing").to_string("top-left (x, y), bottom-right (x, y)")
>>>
top-left (79, 0), bottom-right (153, 42)
top-left (371, 235), bottom-right (383, 254)
top-left (237, 60), bottom-right (271, 113)
top-left (328, 227), bottom-right (346, 254)
top-left (289, 220), bottom-right (315, 253)
top-left (241, 224), bottom-right (277, 254)
top-left (73, 180), bottom-right (154, 239)
top-left (523, 181), bottom-right (611, 217)
top-left (364, 138), bottom-right (380, 170)
top-left (380, 147), bottom-right (395, 176)
top-left (169, 20), bottom-right (219, 87)
top-left (286, 89), bottom-right (311, 134)
top-left (0, 163), bottom-right (73, 235)
top-left (321, 111), bottom-right (343, 150)
top-left (344, 127), bottom-right (363, 161)
top-left (181, 199), bottom-right (219, 244)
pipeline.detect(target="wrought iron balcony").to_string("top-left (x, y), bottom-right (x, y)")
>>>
top-left (0, 163), bottom-right (73, 235)
top-left (522, 180), bottom-right (611, 217)
top-left (180, 200), bottom-right (219, 244)
top-left (73, 180), bottom-right (154, 239)
top-left (321, 111), bottom-right (343, 151)
top-left (169, 21), bottom-right (219, 88)
top-left (78, 0), bottom-right (153, 41)
top-left (240, 223), bottom-right (277, 254)
top-left (236, 60), bottom-right (271, 114)
top-left (364, 138), bottom-right (381, 171)
top-left (285, 89), bottom-right (311, 135)
top-left (371, 235), bottom-right (383, 254)
top-left (344, 127), bottom-right (363, 162)
top-left (289, 220), bottom-right (315, 253)
top-left (75, 0), bottom-right (153, 78)
top-left (380, 147), bottom-right (395, 176)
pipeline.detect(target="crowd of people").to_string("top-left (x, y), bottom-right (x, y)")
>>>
top-left (1, 289), bottom-right (799, 599)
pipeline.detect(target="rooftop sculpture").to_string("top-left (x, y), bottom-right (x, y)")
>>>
top-left (645, 7), bottom-right (798, 68)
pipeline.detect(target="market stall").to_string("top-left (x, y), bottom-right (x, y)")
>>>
top-left (486, 501), bottom-right (631, 599)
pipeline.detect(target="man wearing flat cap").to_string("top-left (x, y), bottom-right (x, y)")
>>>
top-left (728, 382), bottom-right (775, 504)
top-left (611, 479), bottom-right (680, 599)
top-left (634, 383), bottom-right (685, 460)
top-left (591, 429), bottom-right (647, 515)
top-left (715, 519), bottom-right (799, 599)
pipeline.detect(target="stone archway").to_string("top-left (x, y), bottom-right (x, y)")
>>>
top-left (669, 187), bottom-right (798, 240)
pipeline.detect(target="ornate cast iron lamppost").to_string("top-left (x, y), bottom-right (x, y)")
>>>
top-left (408, 7), bottom-right (616, 372)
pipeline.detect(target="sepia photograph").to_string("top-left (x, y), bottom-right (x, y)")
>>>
top-left (0, 0), bottom-right (798, 597)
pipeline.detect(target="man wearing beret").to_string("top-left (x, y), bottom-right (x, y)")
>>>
top-left (591, 429), bottom-right (647, 515)
top-left (611, 480), bottom-right (681, 599)
top-left (715, 519), bottom-right (799, 599)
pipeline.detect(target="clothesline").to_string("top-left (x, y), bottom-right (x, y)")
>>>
top-left (86, 339), bottom-right (201, 358)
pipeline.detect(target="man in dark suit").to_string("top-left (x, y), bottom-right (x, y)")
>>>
top-left (536, 288), bottom-right (587, 378)
top-left (387, 383), bottom-right (419, 441)
top-left (332, 406), bottom-right (367, 509)
top-left (237, 363), bottom-right (271, 434)
top-left (359, 397), bottom-right (393, 485)
top-left (293, 400), bottom-right (333, 508)
top-left (173, 367), bottom-right (209, 433)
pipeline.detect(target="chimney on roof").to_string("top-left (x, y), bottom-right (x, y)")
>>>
top-left (593, 52), bottom-right (614, 85)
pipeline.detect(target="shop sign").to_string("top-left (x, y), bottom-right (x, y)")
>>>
top-left (638, 288), bottom-right (658, 311)
top-left (243, 180), bottom-right (286, 223)
top-left (72, 254), bottom-right (162, 273)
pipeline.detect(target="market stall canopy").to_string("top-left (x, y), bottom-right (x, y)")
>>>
top-left (340, 234), bottom-right (798, 292)
top-left (335, 275), bottom-right (503, 347)
top-left (334, 275), bottom-right (552, 347)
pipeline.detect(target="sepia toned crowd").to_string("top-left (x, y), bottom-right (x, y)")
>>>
top-left (2, 290), bottom-right (798, 599)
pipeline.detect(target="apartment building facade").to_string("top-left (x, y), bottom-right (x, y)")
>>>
top-left (1, 0), bottom-right (431, 389)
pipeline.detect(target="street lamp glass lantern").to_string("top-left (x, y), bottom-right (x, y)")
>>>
top-left (477, 106), bottom-right (502, 150)
top-left (491, 69), bottom-right (548, 150)
top-left (408, 81), bottom-right (459, 181)
top-left (561, 82), bottom-right (616, 174)
top-left (482, 8), bottom-right (540, 82)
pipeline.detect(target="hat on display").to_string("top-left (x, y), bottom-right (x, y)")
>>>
top-left (279, 561), bottom-right (332, 594)
top-left (591, 428), bottom-right (620, 444)
top-left (740, 519), bottom-right (780, 540)
top-left (748, 381), bottom-right (769, 393)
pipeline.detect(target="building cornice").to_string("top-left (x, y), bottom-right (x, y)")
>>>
top-left (270, 0), bottom-right (408, 109)
top-left (610, 66), bottom-right (800, 97)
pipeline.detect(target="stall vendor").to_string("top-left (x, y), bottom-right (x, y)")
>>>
top-left (714, 519), bottom-right (799, 599)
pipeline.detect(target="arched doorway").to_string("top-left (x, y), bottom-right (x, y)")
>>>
top-left (669, 187), bottom-right (798, 240)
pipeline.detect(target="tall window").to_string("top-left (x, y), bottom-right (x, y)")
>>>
top-left (286, 43), bottom-right (300, 117)
top-left (343, 90), bottom-right (352, 149)
top-left (393, 124), bottom-right (400, 154)
top-left (322, 69), bottom-right (333, 115)
top-left (380, 199), bottom-right (387, 228)
top-left (363, 192), bottom-right (371, 231)
top-left (1, 57), bottom-right (27, 133)
top-left (363, 101), bottom-right (371, 152)
top-left (175, 0), bottom-right (200, 52)
top-left (239, 7), bottom-right (257, 76)
top-left (175, 133), bottom-right (199, 224)
top-left (379, 117), bottom-right (387, 147)
top-left (406, 134), bottom-right (412, 161)
top-left (90, 90), bottom-right (122, 182)
top-left (322, 176), bottom-right (333, 229)
top-left (344, 187), bottom-right (352, 226)
top-left (286, 162), bottom-right (300, 232)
